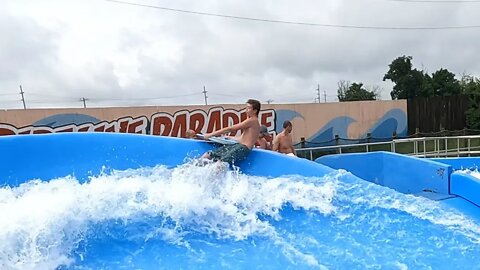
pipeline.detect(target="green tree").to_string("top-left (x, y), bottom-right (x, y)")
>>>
top-left (337, 81), bottom-right (377, 102)
top-left (430, 68), bottom-right (461, 96)
top-left (383, 56), bottom-right (429, 99)
top-left (461, 75), bottom-right (480, 129)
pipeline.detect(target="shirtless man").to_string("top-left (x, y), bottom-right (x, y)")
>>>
top-left (202, 99), bottom-right (261, 164)
top-left (272, 120), bottom-right (296, 156)
top-left (255, 125), bottom-right (271, 150)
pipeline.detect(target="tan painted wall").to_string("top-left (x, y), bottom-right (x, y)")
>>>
top-left (0, 100), bottom-right (407, 143)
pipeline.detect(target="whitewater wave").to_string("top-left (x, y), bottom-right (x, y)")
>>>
top-left (1, 162), bottom-right (480, 269)
top-left (0, 161), bottom-right (337, 269)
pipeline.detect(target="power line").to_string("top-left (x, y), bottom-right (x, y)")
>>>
top-left (28, 100), bottom-right (80, 104)
top-left (388, 0), bottom-right (480, 2)
top-left (208, 93), bottom-right (244, 98)
top-left (274, 96), bottom-right (316, 103)
top-left (273, 92), bottom-right (314, 99)
top-left (28, 91), bottom-right (201, 101)
top-left (29, 92), bottom-right (78, 100)
top-left (209, 92), bottom-right (315, 102)
top-left (104, 0), bottom-right (480, 30)
top-left (89, 92), bottom-right (200, 101)
top-left (0, 100), bottom-right (22, 103)
top-left (20, 94), bottom-right (201, 106)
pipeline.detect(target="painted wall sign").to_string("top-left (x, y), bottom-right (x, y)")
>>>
top-left (0, 101), bottom-right (407, 145)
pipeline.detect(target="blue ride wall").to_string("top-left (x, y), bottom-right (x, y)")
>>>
top-left (4, 133), bottom-right (480, 210)
top-left (0, 133), bottom-right (334, 186)
top-left (449, 172), bottom-right (480, 207)
top-left (432, 157), bottom-right (480, 207)
top-left (431, 157), bottom-right (480, 171)
top-left (316, 152), bottom-right (452, 195)
top-left (316, 152), bottom-right (480, 208)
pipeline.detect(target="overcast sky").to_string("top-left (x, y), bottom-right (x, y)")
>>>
top-left (1, 0), bottom-right (479, 109)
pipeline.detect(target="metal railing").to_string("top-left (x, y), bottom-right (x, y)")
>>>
top-left (296, 135), bottom-right (480, 160)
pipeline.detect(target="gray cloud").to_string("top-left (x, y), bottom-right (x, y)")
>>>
top-left (0, 12), bottom-right (58, 84)
top-left (1, 0), bottom-right (479, 109)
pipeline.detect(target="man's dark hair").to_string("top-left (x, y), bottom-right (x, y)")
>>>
top-left (283, 120), bottom-right (292, 129)
top-left (247, 99), bottom-right (261, 116)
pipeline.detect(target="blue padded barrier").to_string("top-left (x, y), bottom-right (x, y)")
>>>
top-left (450, 172), bottom-right (480, 207)
top-left (316, 151), bottom-right (452, 195)
top-left (431, 157), bottom-right (480, 171)
top-left (0, 133), bottom-right (334, 186)
top-left (432, 157), bottom-right (480, 206)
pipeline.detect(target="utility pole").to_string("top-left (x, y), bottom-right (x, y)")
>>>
top-left (80, 97), bottom-right (88, 108)
top-left (202, 86), bottom-right (208, 105)
top-left (316, 84), bottom-right (321, 103)
top-left (19, 85), bottom-right (26, 109)
top-left (324, 90), bottom-right (327, 103)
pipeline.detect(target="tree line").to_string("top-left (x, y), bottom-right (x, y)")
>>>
top-left (337, 55), bottom-right (480, 129)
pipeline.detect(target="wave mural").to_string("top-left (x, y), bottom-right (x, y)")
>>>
top-left (304, 116), bottom-right (356, 147)
top-left (32, 113), bottom-right (101, 128)
top-left (363, 108), bottom-right (408, 140)
top-left (0, 101), bottom-right (408, 146)
top-left (273, 109), bottom-right (304, 134)
top-left (302, 108), bottom-right (408, 147)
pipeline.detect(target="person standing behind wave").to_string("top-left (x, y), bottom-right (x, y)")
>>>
top-left (272, 120), bottom-right (296, 157)
top-left (255, 125), bottom-right (271, 150)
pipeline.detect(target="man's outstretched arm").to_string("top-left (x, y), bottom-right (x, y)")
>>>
top-left (205, 118), bottom-right (252, 139)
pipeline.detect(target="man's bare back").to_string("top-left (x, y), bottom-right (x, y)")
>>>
top-left (204, 107), bottom-right (259, 149)
top-left (232, 117), bottom-right (260, 149)
top-left (201, 99), bottom-right (261, 164)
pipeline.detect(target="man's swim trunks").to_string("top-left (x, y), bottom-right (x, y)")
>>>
top-left (208, 143), bottom-right (251, 164)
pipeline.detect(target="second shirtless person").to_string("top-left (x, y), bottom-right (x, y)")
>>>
top-left (272, 120), bottom-right (296, 156)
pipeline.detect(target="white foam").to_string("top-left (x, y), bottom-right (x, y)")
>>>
top-left (0, 162), bottom-right (338, 269)
top-left (336, 170), bottom-right (480, 244)
top-left (3, 164), bottom-right (480, 269)
top-left (456, 168), bottom-right (480, 180)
